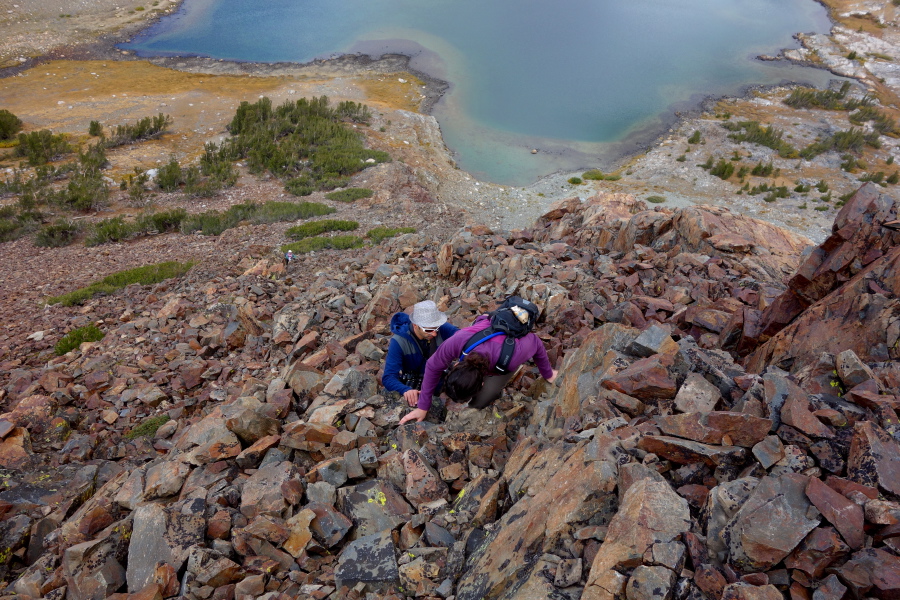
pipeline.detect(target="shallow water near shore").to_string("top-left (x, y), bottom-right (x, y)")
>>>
top-left (123, 0), bottom-right (836, 186)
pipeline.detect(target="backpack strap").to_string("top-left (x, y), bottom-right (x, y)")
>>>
top-left (391, 334), bottom-right (418, 358)
top-left (459, 327), bottom-right (517, 374)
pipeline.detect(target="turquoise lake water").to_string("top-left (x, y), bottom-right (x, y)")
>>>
top-left (122, 0), bottom-right (835, 186)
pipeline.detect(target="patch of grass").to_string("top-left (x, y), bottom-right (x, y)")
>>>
top-left (46, 261), bottom-right (194, 306)
top-left (286, 219), bottom-right (358, 240)
top-left (281, 234), bottom-right (365, 254)
top-left (675, 154), bottom-right (686, 162)
top-left (646, 195), bottom-right (666, 204)
top-left (687, 131), bottom-right (702, 144)
top-left (125, 415), bottom-right (171, 440)
top-left (179, 200), bottom-right (335, 236)
top-left (367, 226), bottom-right (416, 244)
top-left (582, 169), bottom-right (605, 180)
top-left (325, 187), bottom-right (373, 202)
top-left (568, 176), bottom-right (583, 185)
top-left (54, 323), bottom-right (105, 355)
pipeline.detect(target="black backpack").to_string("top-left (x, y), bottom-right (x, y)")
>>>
top-left (458, 296), bottom-right (540, 374)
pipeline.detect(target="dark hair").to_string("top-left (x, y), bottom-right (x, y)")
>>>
top-left (445, 352), bottom-right (491, 403)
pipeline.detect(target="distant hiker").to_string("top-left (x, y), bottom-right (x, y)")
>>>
top-left (382, 300), bottom-right (459, 407)
top-left (399, 296), bottom-right (557, 424)
top-left (283, 250), bottom-right (294, 269)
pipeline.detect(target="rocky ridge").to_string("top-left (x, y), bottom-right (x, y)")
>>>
top-left (1, 183), bottom-right (899, 600)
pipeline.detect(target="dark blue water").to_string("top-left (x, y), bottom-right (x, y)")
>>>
top-left (123, 0), bottom-right (835, 185)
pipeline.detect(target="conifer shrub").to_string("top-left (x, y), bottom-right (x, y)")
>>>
top-left (0, 109), bottom-right (23, 140)
top-left (688, 131), bottom-right (702, 144)
top-left (156, 156), bottom-right (184, 192)
top-left (887, 171), bottom-right (899, 184)
top-left (286, 219), bottom-right (359, 240)
top-left (223, 96), bottom-right (389, 196)
top-left (46, 261), bottom-right (194, 306)
top-left (14, 130), bottom-right (72, 165)
top-left (725, 121), bottom-right (797, 158)
top-left (325, 187), bottom-right (374, 202)
top-left (710, 159), bottom-right (735, 180)
top-left (103, 114), bottom-right (172, 147)
top-left (85, 216), bottom-right (137, 246)
top-left (88, 120), bottom-right (103, 137)
top-left (35, 219), bottom-right (81, 247)
top-left (54, 323), bottom-right (105, 355)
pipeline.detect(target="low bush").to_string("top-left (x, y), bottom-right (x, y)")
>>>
top-left (325, 188), bottom-right (374, 202)
top-left (88, 120), bottom-right (103, 137)
top-left (582, 169), bottom-right (605, 180)
top-left (136, 208), bottom-right (187, 233)
top-left (751, 161), bottom-right (775, 177)
top-left (104, 114), bottom-right (172, 148)
top-left (367, 226), bottom-right (416, 244)
top-left (646, 195), bottom-right (666, 203)
top-left (710, 159), bottom-right (735, 180)
top-left (286, 219), bottom-right (358, 240)
top-left (568, 177), bottom-right (583, 185)
top-left (156, 156), bottom-right (184, 192)
top-left (46, 260), bottom-right (194, 306)
top-left (85, 217), bottom-right (138, 246)
top-left (783, 81), bottom-right (866, 110)
top-left (801, 127), bottom-right (881, 159)
top-left (0, 109), bottom-right (23, 140)
top-left (688, 131), bottom-right (702, 144)
top-left (14, 130), bottom-right (72, 165)
top-left (281, 234), bottom-right (365, 254)
top-left (125, 415), bottom-right (171, 439)
top-left (725, 121), bottom-right (797, 158)
top-left (54, 323), bottom-right (105, 355)
top-left (35, 219), bottom-right (81, 247)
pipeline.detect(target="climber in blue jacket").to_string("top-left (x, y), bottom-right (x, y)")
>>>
top-left (382, 300), bottom-right (459, 407)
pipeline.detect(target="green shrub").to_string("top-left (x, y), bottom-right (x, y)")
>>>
top-left (179, 211), bottom-right (226, 236)
top-left (125, 415), bottom-right (171, 439)
top-left (784, 81), bottom-right (860, 110)
top-left (286, 219), bottom-right (358, 240)
top-left (604, 174), bottom-right (621, 181)
top-left (888, 155), bottom-right (895, 165)
top-left (281, 234), bottom-right (365, 254)
top-left (568, 177), bottom-right (583, 185)
top-left (88, 120), bottom-right (103, 137)
top-left (802, 127), bottom-right (881, 159)
top-left (156, 156), bottom-right (184, 192)
top-left (367, 226), bottom-right (416, 244)
top-left (646, 195), bottom-right (666, 204)
top-left (179, 200), bottom-right (335, 236)
top-left (54, 323), bottom-right (105, 355)
top-left (250, 201), bottom-right (335, 224)
top-left (325, 187), bottom-right (374, 202)
top-left (55, 171), bottom-right (109, 211)
top-left (859, 171), bottom-right (885, 183)
top-left (710, 159), bottom-right (735, 180)
top-left (794, 183), bottom-right (811, 193)
top-left (104, 114), bottom-right (172, 148)
top-left (335, 100), bottom-right (373, 124)
top-left (815, 205), bottom-right (830, 211)
top-left (35, 219), bottom-right (81, 247)
top-left (675, 155), bottom-right (686, 162)
top-left (0, 109), bottom-right (23, 140)
top-left (816, 180), bottom-right (829, 192)
top-left (136, 208), bottom-right (187, 233)
top-left (85, 217), bottom-right (137, 246)
top-left (14, 130), bottom-right (72, 165)
top-left (688, 131), bottom-right (702, 144)
top-left (47, 261), bottom-right (194, 306)
top-left (726, 121), bottom-right (797, 158)
top-left (582, 169), bottom-right (605, 180)
top-left (751, 161), bottom-right (775, 177)
top-left (887, 171), bottom-right (899, 184)
top-left (223, 96), bottom-right (389, 196)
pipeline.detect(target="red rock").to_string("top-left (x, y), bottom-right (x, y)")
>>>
top-left (784, 527), bottom-right (850, 577)
top-left (805, 477), bottom-right (865, 549)
top-left (601, 355), bottom-right (677, 400)
top-left (836, 548), bottom-right (900, 599)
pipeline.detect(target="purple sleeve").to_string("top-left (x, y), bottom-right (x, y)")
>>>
top-left (530, 335), bottom-right (554, 379)
top-left (417, 315), bottom-right (491, 411)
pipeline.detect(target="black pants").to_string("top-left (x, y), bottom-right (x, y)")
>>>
top-left (467, 371), bottom-right (515, 409)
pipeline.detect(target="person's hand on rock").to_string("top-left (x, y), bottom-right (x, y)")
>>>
top-left (399, 408), bottom-right (427, 424)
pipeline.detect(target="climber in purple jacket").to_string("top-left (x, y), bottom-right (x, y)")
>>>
top-left (399, 314), bottom-right (557, 424)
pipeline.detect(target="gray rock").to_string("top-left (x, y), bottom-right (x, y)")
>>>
top-left (626, 565), bottom-right (676, 600)
top-left (334, 530), bottom-right (400, 593)
top-left (126, 503), bottom-right (205, 592)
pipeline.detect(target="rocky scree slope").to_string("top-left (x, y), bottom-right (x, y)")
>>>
top-left (0, 187), bottom-right (899, 600)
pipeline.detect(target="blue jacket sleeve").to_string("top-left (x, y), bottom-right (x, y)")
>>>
top-left (381, 338), bottom-right (411, 394)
